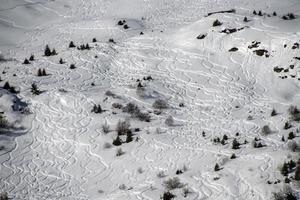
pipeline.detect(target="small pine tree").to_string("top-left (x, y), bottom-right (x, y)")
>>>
top-left (232, 138), bottom-right (240, 149)
top-left (230, 153), bottom-right (236, 159)
top-left (258, 10), bottom-right (263, 16)
top-left (37, 69), bottom-right (43, 76)
top-left (125, 131), bottom-right (133, 143)
top-left (243, 17), bottom-right (248, 22)
top-left (284, 122), bottom-right (292, 130)
top-left (288, 132), bottom-right (295, 140)
top-left (31, 83), bottom-right (41, 95)
top-left (295, 166), bottom-right (300, 180)
top-left (112, 136), bottom-right (122, 146)
top-left (282, 136), bottom-right (285, 142)
top-left (281, 162), bottom-right (289, 176)
top-left (85, 43), bottom-right (90, 50)
top-left (92, 38), bottom-right (97, 42)
top-left (23, 58), bottom-right (30, 64)
top-left (44, 45), bottom-right (52, 56)
top-left (273, 11), bottom-right (277, 16)
top-left (214, 163), bottom-right (220, 171)
top-left (69, 41), bottom-right (76, 48)
top-left (223, 134), bottom-right (228, 140)
top-left (161, 191), bottom-right (176, 200)
top-left (3, 82), bottom-right (10, 90)
top-left (253, 10), bottom-right (257, 15)
top-left (59, 58), bottom-right (64, 64)
top-left (42, 69), bottom-right (47, 76)
top-left (70, 64), bottom-right (76, 69)
top-left (202, 131), bottom-right (206, 137)
top-left (212, 19), bottom-right (222, 27)
top-left (29, 54), bottom-right (34, 61)
top-left (51, 48), bottom-right (57, 55)
top-left (271, 108), bottom-right (277, 116)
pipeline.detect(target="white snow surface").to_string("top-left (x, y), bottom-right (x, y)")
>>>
top-left (0, 0), bottom-right (300, 199)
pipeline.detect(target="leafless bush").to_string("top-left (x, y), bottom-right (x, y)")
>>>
top-left (116, 148), bottom-right (125, 156)
top-left (112, 103), bottom-right (123, 109)
top-left (261, 125), bottom-right (272, 135)
top-left (157, 171), bottom-right (167, 178)
top-left (273, 186), bottom-right (297, 200)
top-left (137, 167), bottom-right (143, 174)
top-left (163, 177), bottom-right (184, 190)
top-left (153, 99), bottom-right (168, 109)
top-left (0, 114), bottom-right (9, 129)
top-left (123, 102), bottom-right (140, 115)
top-left (288, 105), bottom-right (300, 121)
top-left (102, 121), bottom-right (110, 134)
top-left (105, 90), bottom-right (117, 98)
top-left (103, 142), bottom-right (112, 149)
top-left (287, 140), bottom-right (299, 152)
top-left (119, 184), bottom-right (127, 190)
top-left (165, 116), bottom-right (174, 126)
top-left (122, 102), bottom-right (151, 122)
top-left (0, 192), bottom-right (8, 200)
top-left (116, 120), bottom-right (131, 135)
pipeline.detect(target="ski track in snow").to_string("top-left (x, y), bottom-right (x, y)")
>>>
top-left (0, 0), bottom-right (300, 199)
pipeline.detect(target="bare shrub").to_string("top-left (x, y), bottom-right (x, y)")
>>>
top-left (288, 106), bottom-right (300, 121)
top-left (119, 184), bottom-right (126, 190)
top-left (103, 142), bottom-right (112, 149)
top-left (123, 102), bottom-right (140, 115)
top-left (137, 167), bottom-right (143, 174)
top-left (165, 116), bottom-right (174, 126)
top-left (157, 171), bottom-right (167, 178)
top-left (287, 140), bottom-right (299, 152)
top-left (102, 121), bottom-right (110, 134)
top-left (261, 125), bottom-right (272, 135)
top-left (273, 186), bottom-right (297, 200)
top-left (105, 90), bottom-right (117, 98)
top-left (163, 177), bottom-right (184, 190)
top-left (153, 99), bottom-right (168, 109)
top-left (116, 120), bottom-right (131, 135)
top-left (0, 114), bottom-right (9, 129)
top-left (0, 192), bottom-right (8, 200)
top-left (112, 103), bottom-right (123, 109)
top-left (116, 148), bottom-right (125, 156)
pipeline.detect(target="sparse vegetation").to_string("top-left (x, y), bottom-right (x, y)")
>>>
top-left (153, 99), bottom-right (168, 109)
top-left (116, 120), bottom-right (131, 135)
top-left (261, 125), bottom-right (272, 135)
top-left (163, 177), bottom-right (184, 190)
top-left (161, 191), bottom-right (176, 200)
top-left (31, 83), bottom-right (42, 95)
top-left (116, 148), bottom-right (125, 156)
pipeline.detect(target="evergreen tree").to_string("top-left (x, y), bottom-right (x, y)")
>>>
top-left (23, 58), bottom-right (30, 64)
top-left (37, 69), bottom-right (43, 76)
top-left (288, 132), bottom-right (295, 140)
top-left (230, 153), bottom-right (236, 159)
top-left (253, 10), bottom-right (257, 15)
top-left (69, 41), bottom-right (76, 48)
top-left (29, 54), bottom-right (34, 61)
top-left (51, 48), bottom-right (57, 55)
top-left (92, 38), bottom-right (97, 42)
top-left (3, 82), bottom-right (10, 90)
top-left (295, 166), bottom-right (300, 180)
top-left (281, 162), bottom-right (289, 176)
top-left (44, 45), bottom-right (52, 56)
top-left (112, 136), bottom-right (122, 146)
top-left (59, 58), bottom-right (64, 64)
top-left (31, 83), bottom-right (41, 95)
top-left (214, 163), bottom-right (220, 171)
top-left (42, 69), bottom-right (47, 76)
top-left (232, 138), bottom-right (240, 149)
top-left (271, 108), bottom-right (277, 116)
top-left (125, 131), bottom-right (133, 143)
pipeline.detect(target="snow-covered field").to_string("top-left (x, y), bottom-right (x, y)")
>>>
top-left (0, 0), bottom-right (300, 199)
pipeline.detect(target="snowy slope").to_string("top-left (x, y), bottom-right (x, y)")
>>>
top-left (0, 0), bottom-right (300, 199)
